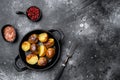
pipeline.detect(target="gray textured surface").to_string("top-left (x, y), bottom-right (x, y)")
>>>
top-left (0, 0), bottom-right (120, 80)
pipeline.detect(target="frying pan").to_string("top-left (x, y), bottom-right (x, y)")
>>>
top-left (16, 6), bottom-right (42, 22)
top-left (14, 29), bottom-right (64, 72)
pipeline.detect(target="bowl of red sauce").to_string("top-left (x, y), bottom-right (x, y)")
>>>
top-left (16, 6), bottom-right (41, 22)
top-left (26, 6), bottom-right (41, 22)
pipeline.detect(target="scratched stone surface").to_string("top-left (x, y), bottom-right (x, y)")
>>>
top-left (0, 0), bottom-right (120, 80)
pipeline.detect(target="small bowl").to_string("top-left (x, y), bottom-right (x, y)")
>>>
top-left (26, 6), bottom-right (41, 22)
top-left (1, 24), bottom-right (17, 43)
top-left (16, 6), bottom-right (42, 22)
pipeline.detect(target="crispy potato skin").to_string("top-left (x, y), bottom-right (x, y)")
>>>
top-left (39, 45), bottom-right (47, 57)
top-left (38, 33), bottom-right (48, 42)
top-left (30, 43), bottom-right (38, 52)
top-left (44, 38), bottom-right (54, 48)
top-left (46, 48), bottom-right (55, 59)
top-left (38, 57), bottom-right (48, 66)
top-left (21, 41), bottom-right (30, 51)
top-left (28, 34), bottom-right (38, 43)
top-left (26, 53), bottom-right (38, 65)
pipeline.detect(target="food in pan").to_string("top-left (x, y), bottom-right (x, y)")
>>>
top-left (27, 6), bottom-right (41, 21)
top-left (21, 41), bottom-right (31, 51)
top-left (3, 25), bottom-right (16, 42)
top-left (28, 34), bottom-right (38, 43)
top-left (38, 57), bottom-right (48, 66)
top-left (46, 48), bottom-right (55, 59)
top-left (26, 53), bottom-right (38, 65)
top-left (38, 33), bottom-right (48, 42)
top-left (39, 45), bottom-right (47, 57)
top-left (30, 43), bottom-right (38, 52)
top-left (44, 38), bottom-right (54, 48)
top-left (21, 32), bottom-right (56, 67)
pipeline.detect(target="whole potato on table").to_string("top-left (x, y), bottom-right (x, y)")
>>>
top-left (28, 34), bottom-right (38, 43)
top-left (38, 33), bottom-right (48, 42)
top-left (38, 57), bottom-right (48, 66)
top-left (21, 41), bottom-right (30, 52)
top-left (44, 38), bottom-right (55, 48)
top-left (46, 48), bottom-right (55, 59)
top-left (26, 53), bottom-right (38, 65)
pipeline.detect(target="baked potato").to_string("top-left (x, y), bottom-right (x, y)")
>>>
top-left (39, 45), bottom-right (47, 57)
top-left (28, 34), bottom-right (38, 43)
top-left (26, 53), bottom-right (38, 65)
top-left (38, 57), bottom-right (48, 66)
top-left (46, 48), bottom-right (55, 59)
top-left (21, 41), bottom-right (30, 52)
top-left (38, 33), bottom-right (48, 42)
top-left (30, 43), bottom-right (38, 52)
top-left (44, 38), bottom-right (55, 48)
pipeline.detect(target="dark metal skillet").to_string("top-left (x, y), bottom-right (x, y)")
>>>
top-left (16, 6), bottom-right (42, 22)
top-left (14, 29), bottom-right (64, 72)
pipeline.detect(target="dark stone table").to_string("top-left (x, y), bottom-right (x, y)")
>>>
top-left (0, 0), bottom-right (120, 80)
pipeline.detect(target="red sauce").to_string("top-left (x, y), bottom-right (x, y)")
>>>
top-left (27, 6), bottom-right (41, 21)
top-left (3, 26), bottom-right (16, 42)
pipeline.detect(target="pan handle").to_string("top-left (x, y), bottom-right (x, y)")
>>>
top-left (16, 11), bottom-right (26, 15)
top-left (49, 29), bottom-right (64, 41)
top-left (14, 55), bottom-right (28, 72)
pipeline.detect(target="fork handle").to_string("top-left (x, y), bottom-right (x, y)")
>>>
top-left (54, 65), bottom-right (65, 80)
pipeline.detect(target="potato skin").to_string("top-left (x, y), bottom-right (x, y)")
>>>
top-left (30, 43), bottom-right (38, 52)
top-left (39, 45), bottom-right (47, 57)
top-left (28, 34), bottom-right (38, 43)
top-left (44, 38), bottom-right (54, 48)
top-left (38, 33), bottom-right (48, 42)
top-left (46, 48), bottom-right (55, 59)
top-left (38, 57), bottom-right (48, 66)
top-left (21, 41), bottom-right (30, 52)
top-left (26, 53), bottom-right (38, 65)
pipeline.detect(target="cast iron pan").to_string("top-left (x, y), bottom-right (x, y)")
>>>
top-left (14, 29), bottom-right (64, 72)
top-left (16, 6), bottom-right (42, 22)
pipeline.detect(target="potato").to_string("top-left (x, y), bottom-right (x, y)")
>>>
top-left (44, 38), bottom-right (55, 48)
top-left (28, 34), bottom-right (38, 43)
top-left (38, 57), bottom-right (48, 66)
top-left (26, 53), bottom-right (38, 65)
top-left (30, 43), bottom-right (38, 52)
top-left (39, 45), bottom-right (47, 57)
top-left (38, 33), bottom-right (48, 42)
top-left (21, 41), bottom-right (30, 51)
top-left (46, 48), bottom-right (55, 59)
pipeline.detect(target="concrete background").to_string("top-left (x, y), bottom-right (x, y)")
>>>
top-left (0, 0), bottom-right (120, 80)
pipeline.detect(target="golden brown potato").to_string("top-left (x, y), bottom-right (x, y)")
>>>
top-left (30, 43), bottom-right (38, 52)
top-left (26, 53), bottom-right (38, 65)
top-left (38, 45), bottom-right (47, 57)
top-left (21, 41), bottom-right (30, 52)
top-left (44, 38), bottom-right (55, 48)
top-left (38, 33), bottom-right (48, 42)
top-left (46, 48), bottom-right (55, 59)
top-left (38, 57), bottom-right (48, 66)
top-left (28, 34), bottom-right (38, 43)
